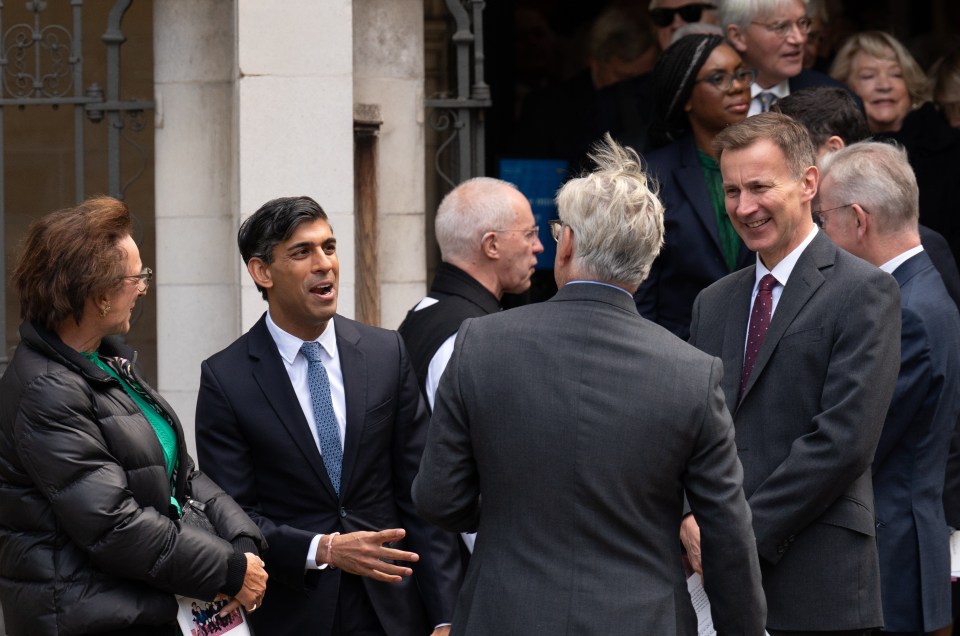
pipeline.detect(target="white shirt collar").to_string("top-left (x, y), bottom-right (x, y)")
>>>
top-left (751, 79), bottom-right (790, 100)
top-left (879, 244), bottom-right (924, 274)
top-left (749, 79), bottom-right (791, 116)
top-left (265, 311), bottom-right (338, 363)
top-left (754, 225), bottom-right (819, 290)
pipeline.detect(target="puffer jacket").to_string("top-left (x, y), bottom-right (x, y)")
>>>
top-left (0, 322), bottom-right (266, 636)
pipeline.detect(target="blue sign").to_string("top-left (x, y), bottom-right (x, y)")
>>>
top-left (498, 158), bottom-right (568, 269)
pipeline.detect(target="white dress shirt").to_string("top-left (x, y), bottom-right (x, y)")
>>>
top-left (745, 225), bottom-right (819, 352)
top-left (879, 244), bottom-right (924, 274)
top-left (264, 311), bottom-right (345, 570)
top-left (748, 79), bottom-right (791, 116)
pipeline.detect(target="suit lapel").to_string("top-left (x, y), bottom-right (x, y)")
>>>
top-left (676, 137), bottom-right (726, 257)
top-left (248, 317), bottom-right (337, 495)
top-left (721, 269), bottom-right (754, 411)
top-left (334, 315), bottom-right (366, 499)
top-left (739, 234), bottom-right (830, 402)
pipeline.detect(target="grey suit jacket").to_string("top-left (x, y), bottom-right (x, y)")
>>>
top-left (689, 231), bottom-right (901, 631)
top-left (414, 282), bottom-right (766, 635)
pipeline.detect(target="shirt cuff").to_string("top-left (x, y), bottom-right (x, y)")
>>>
top-left (306, 534), bottom-right (329, 570)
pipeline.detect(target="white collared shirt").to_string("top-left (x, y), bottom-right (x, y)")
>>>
top-left (879, 244), bottom-right (924, 274)
top-left (748, 79), bottom-right (791, 116)
top-left (264, 312), bottom-right (346, 572)
top-left (745, 225), bottom-right (819, 350)
top-left (265, 311), bottom-right (347, 450)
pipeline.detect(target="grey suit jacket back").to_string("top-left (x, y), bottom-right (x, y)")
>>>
top-left (414, 283), bottom-right (765, 635)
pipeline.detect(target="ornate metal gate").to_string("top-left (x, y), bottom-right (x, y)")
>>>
top-left (425, 0), bottom-right (490, 189)
top-left (0, 0), bottom-right (152, 373)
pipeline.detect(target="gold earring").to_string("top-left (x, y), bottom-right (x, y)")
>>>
top-left (100, 303), bottom-right (111, 317)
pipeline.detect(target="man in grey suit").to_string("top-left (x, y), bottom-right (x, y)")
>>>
top-left (683, 113), bottom-right (902, 635)
top-left (413, 134), bottom-right (766, 635)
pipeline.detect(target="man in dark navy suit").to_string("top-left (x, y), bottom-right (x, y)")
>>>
top-left (819, 142), bottom-right (960, 635)
top-left (195, 196), bottom-right (457, 636)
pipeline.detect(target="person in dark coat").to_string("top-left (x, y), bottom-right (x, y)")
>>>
top-left (832, 30), bottom-right (960, 262)
top-left (634, 34), bottom-right (754, 338)
top-left (817, 141), bottom-right (960, 635)
top-left (0, 196), bottom-right (267, 636)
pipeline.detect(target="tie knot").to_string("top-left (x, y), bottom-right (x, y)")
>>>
top-left (759, 273), bottom-right (778, 292)
top-left (758, 91), bottom-right (778, 112)
top-left (300, 341), bottom-right (323, 362)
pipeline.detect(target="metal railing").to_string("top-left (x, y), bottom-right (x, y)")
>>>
top-left (0, 0), bottom-right (152, 373)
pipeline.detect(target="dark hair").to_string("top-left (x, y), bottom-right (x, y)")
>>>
top-left (713, 112), bottom-right (816, 180)
top-left (774, 86), bottom-right (870, 148)
top-left (651, 33), bottom-right (725, 146)
top-left (14, 196), bottom-right (133, 330)
top-left (238, 196), bottom-right (329, 300)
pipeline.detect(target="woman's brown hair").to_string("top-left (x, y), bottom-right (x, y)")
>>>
top-left (13, 196), bottom-right (133, 330)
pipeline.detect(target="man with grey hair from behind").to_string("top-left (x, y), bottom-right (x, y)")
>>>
top-left (817, 141), bottom-right (960, 636)
top-left (413, 134), bottom-right (766, 635)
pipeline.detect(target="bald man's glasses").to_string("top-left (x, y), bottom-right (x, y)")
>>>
top-left (492, 226), bottom-right (539, 243)
top-left (649, 3), bottom-right (717, 28)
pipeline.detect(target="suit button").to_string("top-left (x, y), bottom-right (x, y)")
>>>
top-left (339, 507), bottom-right (347, 518)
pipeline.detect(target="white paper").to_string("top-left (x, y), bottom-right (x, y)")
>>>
top-left (687, 572), bottom-right (770, 636)
top-left (176, 597), bottom-right (251, 636)
top-left (950, 530), bottom-right (960, 578)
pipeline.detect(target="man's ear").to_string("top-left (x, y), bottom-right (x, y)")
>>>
top-left (823, 135), bottom-right (845, 154)
top-left (247, 257), bottom-right (273, 291)
top-left (800, 164), bottom-right (819, 202)
top-left (480, 231), bottom-right (500, 260)
top-left (852, 203), bottom-right (870, 235)
top-left (727, 24), bottom-right (748, 53)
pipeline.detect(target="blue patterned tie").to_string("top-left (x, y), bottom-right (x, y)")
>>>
top-left (300, 341), bottom-right (343, 494)
top-left (758, 91), bottom-right (778, 112)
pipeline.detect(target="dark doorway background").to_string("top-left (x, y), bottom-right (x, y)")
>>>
top-left (470, 0), bottom-right (960, 305)
top-left (484, 0), bottom-right (960, 175)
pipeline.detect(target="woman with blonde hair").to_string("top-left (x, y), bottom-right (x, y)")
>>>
top-left (832, 30), bottom-right (960, 260)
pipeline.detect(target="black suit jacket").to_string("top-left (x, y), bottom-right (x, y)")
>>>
top-left (195, 314), bottom-right (458, 636)
top-left (635, 135), bottom-right (752, 338)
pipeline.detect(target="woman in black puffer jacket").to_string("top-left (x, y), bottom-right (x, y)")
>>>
top-left (0, 197), bottom-right (268, 636)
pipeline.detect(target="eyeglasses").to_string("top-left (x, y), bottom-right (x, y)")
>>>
top-left (548, 219), bottom-right (564, 243)
top-left (649, 3), bottom-right (717, 28)
top-left (492, 226), bottom-right (540, 243)
top-left (693, 68), bottom-right (758, 92)
top-left (121, 267), bottom-right (153, 292)
top-left (750, 16), bottom-right (813, 38)
top-left (812, 204), bottom-right (855, 228)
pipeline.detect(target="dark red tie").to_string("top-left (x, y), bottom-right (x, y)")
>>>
top-left (740, 274), bottom-right (778, 400)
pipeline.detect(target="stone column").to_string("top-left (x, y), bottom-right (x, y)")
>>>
top-left (236, 0), bottom-right (357, 328)
top-left (154, 0), bottom-right (239, 456)
top-left (354, 0), bottom-right (428, 328)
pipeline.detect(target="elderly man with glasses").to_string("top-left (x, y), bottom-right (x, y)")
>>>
top-left (817, 141), bottom-right (960, 636)
top-left (718, 0), bottom-right (850, 115)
